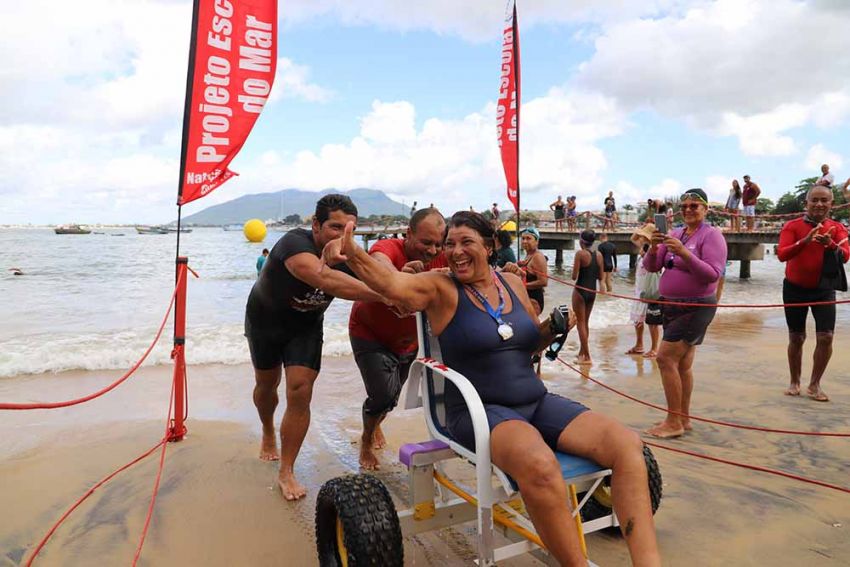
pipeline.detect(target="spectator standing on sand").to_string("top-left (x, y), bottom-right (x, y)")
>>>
top-left (725, 180), bottom-right (742, 232)
top-left (777, 186), bottom-right (849, 402)
top-left (643, 189), bottom-right (727, 438)
top-left (742, 175), bottom-right (761, 232)
top-left (627, 224), bottom-right (662, 357)
top-left (597, 232), bottom-right (617, 293)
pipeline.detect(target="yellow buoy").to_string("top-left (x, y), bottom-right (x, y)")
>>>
top-left (499, 220), bottom-right (517, 233)
top-left (243, 219), bottom-right (267, 242)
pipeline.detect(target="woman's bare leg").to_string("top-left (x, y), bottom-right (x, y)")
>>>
top-left (645, 340), bottom-right (689, 437)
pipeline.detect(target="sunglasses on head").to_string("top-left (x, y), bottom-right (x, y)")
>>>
top-left (680, 191), bottom-right (708, 205)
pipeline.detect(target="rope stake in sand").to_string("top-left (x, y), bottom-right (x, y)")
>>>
top-left (0, 271), bottom-right (184, 411)
top-left (557, 358), bottom-right (850, 437)
top-left (531, 268), bottom-right (850, 309)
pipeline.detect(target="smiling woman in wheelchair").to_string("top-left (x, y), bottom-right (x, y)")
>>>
top-left (324, 211), bottom-right (661, 566)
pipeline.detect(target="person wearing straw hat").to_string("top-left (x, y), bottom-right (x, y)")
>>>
top-left (643, 188), bottom-right (727, 438)
top-left (627, 223), bottom-right (661, 357)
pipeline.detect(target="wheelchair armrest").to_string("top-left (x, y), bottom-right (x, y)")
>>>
top-left (410, 357), bottom-right (498, 506)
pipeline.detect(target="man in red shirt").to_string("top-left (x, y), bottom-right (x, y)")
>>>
top-left (777, 186), bottom-right (849, 402)
top-left (741, 175), bottom-right (761, 232)
top-left (349, 208), bottom-right (448, 469)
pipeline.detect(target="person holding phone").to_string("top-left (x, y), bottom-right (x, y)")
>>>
top-left (642, 189), bottom-right (727, 438)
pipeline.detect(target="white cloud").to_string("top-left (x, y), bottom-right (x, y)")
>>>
top-left (576, 0), bottom-right (850, 154)
top-left (271, 58), bottom-right (334, 103)
top-left (804, 144), bottom-right (843, 171)
top-left (235, 89), bottom-right (628, 213)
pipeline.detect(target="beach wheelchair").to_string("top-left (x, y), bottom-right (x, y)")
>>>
top-left (315, 313), bottom-right (662, 566)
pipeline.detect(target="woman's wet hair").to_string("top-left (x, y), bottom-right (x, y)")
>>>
top-left (495, 229), bottom-right (513, 249)
top-left (579, 229), bottom-right (596, 246)
top-left (449, 211), bottom-right (495, 243)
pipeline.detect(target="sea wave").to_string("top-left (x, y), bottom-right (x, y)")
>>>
top-left (0, 322), bottom-right (356, 378)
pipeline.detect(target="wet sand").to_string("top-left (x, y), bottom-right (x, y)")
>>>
top-left (2, 309), bottom-right (849, 565)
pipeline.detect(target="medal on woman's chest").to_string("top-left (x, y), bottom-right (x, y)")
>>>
top-left (466, 272), bottom-right (514, 341)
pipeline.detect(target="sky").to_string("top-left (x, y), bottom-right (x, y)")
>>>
top-left (1, 0), bottom-right (849, 224)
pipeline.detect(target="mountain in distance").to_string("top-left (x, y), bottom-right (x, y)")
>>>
top-left (179, 188), bottom-right (409, 225)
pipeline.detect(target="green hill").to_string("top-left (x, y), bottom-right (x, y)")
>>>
top-left (179, 188), bottom-right (408, 225)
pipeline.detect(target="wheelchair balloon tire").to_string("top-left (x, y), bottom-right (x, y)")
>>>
top-left (315, 474), bottom-right (403, 566)
top-left (580, 444), bottom-right (662, 523)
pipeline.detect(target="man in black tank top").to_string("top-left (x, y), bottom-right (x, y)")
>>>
top-left (245, 194), bottom-right (385, 501)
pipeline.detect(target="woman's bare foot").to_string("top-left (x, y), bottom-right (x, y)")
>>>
top-left (626, 346), bottom-right (645, 355)
top-left (644, 421), bottom-right (685, 439)
top-left (784, 384), bottom-right (801, 396)
top-left (359, 445), bottom-right (381, 470)
top-left (259, 431), bottom-right (280, 461)
top-left (642, 350), bottom-right (657, 359)
top-left (575, 354), bottom-right (593, 365)
top-left (682, 419), bottom-right (692, 431)
top-left (277, 471), bottom-right (307, 501)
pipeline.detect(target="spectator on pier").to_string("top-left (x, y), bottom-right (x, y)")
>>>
top-left (603, 191), bottom-right (617, 231)
top-left (598, 232), bottom-right (618, 293)
top-left (643, 189), bottom-right (727, 438)
top-left (725, 179), bottom-right (742, 232)
top-left (491, 203), bottom-right (501, 224)
top-left (815, 164), bottom-right (834, 188)
top-left (777, 186), bottom-right (849, 402)
top-left (572, 229), bottom-right (604, 364)
top-left (742, 175), bottom-right (761, 232)
top-left (550, 195), bottom-right (566, 232)
top-left (566, 196), bottom-right (578, 231)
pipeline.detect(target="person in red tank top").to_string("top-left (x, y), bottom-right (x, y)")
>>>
top-left (777, 186), bottom-right (849, 401)
top-left (349, 208), bottom-right (448, 469)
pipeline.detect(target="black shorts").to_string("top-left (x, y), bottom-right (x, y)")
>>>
top-left (783, 279), bottom-right (836, 333)
top-left (447, 393), bottom-right (589, 453)
top-left (528, 288), bottom-right (545, 312)
top-left (661, 296), bottom-right (717, 346)
top-left (244, 315), bottom-right (323, 371)
top-left (645, 302), bottom-right (663, 326)
top-left (351, 337), bottom-right (415, 417)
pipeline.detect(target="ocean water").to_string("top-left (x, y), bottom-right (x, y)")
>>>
top-left (0, 227), bottom-right (845, 378)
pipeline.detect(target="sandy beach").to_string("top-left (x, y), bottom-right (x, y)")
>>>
top-left (2, 310), bottom-right (849, 566)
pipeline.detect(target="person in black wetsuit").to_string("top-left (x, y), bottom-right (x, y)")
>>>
top-left (323, 211), bottom-right (661, 566)
top-left (245, 194), bottom-right (385, 501)
top-left (597, 232), bottom-right (618, 293)
top-left (572, 229), bottom-right (604, 365)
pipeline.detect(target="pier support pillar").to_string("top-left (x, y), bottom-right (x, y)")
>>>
top-left (740, 260), bottom-right (751, 279)
top-left (555, 246), bottom-right (564, 270)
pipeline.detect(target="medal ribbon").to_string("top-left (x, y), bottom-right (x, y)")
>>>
top-left (465, 273), bottom-right (508, 328)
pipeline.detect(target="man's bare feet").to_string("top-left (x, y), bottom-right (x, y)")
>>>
top-left (277, 471), bottom-right (307, 501)
top-left (259, 431), bottom-right (280, 461)
top-left (806, 386), bottom-right (829, 402)
top-left (373, 425), bottom-right (387, 449)
top-left (359, 445), bottom-right (381, 470)
top-left (784, 384), bottom-right (801, 396)
top-left (644, 422), bottom-right (685, 439)
top-left (642, 350), bottom-right (657, 359)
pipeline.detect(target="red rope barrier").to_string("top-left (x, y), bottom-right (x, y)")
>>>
top-left (532, 268), bottom-right (850, 309)
top-left (25, 437), bottom-right (167, 565)
top-left (0, 272), bottom-right (184, 410)
top-left (556, 357), bottom-right (850, 437)
top-left (644, 441), bottom-right (850, 495)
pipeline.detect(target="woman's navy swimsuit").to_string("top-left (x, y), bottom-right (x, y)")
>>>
top-left (438, 273), bottom-right (588, 451)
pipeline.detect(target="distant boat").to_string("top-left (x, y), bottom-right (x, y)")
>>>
top-left (222, 224), bottom-right (243, 231)
top-left (162, 225), bottom-right (193, 233)
top-left (135, 225), bottom-right (169, 235)
top-left (55, 224), bottom-right (91, 235)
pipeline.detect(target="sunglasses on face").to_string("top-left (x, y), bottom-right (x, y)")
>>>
top-left (680, 203), bottom-right (701, 211)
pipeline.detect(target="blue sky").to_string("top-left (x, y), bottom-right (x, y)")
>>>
top-left (1, 0), bottom-right (848, 224)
